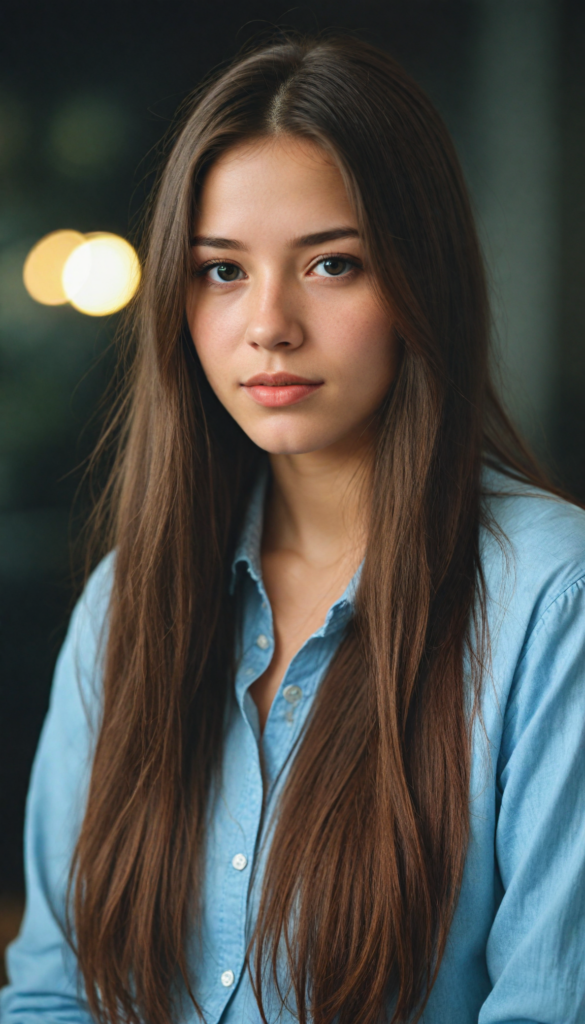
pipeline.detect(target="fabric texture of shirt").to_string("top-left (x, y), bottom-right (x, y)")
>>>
top-left (2, 468), bottom-right (585, 1023)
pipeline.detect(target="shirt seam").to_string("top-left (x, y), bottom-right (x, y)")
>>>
top-left (515, 571), bottom-right (585, 670)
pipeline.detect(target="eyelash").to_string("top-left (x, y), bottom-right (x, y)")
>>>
top-left (194, 253), bottom-right (363, 282)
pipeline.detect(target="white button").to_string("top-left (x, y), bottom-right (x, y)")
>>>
top-left (221, 969), bottom-right (235, 987)
top-left (256, 634), bottom-right (270, 650)
top-left (232, 853), bottom-right (248, 871)
top-left (283, 684), bottom-right (302, 704)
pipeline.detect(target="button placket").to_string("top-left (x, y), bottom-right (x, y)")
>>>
top-left (216, 710), bottom-right (261, 1012)
top-left (283, 684), bottom-right (303, 705)
top-left (282, 683), bottom-right (303, 726)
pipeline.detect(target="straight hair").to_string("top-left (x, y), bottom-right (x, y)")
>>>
top-left (70, 33), bottom-right (555, 1024)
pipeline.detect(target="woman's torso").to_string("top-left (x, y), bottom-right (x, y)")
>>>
top-left (3, 470), bottom-right (585, 1023)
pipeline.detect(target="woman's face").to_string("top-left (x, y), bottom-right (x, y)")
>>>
top-left (187, 136), bottom-right (398, 456)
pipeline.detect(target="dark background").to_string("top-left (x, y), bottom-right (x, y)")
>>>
top-left (1, 0), bottom-right (585, 975)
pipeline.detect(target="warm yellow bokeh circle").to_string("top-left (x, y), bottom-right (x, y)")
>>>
top-left (23, 229), bottom-right (141, 315)
top-left (23, 230), bottom-right (85, 305)
top-left (62, 233), bottom-right (141, 315)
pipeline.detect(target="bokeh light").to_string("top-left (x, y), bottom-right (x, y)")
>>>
top-left (23, 230), bottom-right (85, 305)
top-left (23, 230), bottom-right (141, 315)
top-left (61, 232), bottom-right (141, 315)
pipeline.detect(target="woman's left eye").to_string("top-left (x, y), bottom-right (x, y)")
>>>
top-left (203, 262), bottom-right (245, 283)
top-left (311, 257), bottom-right (357, 278)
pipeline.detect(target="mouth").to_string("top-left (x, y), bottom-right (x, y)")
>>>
top-left (241, 372), bottom-right (324, 408)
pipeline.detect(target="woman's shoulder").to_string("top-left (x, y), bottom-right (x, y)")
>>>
top-left (48, 552), bottom-right (116, 730)
top-left (480, 466), bottom-right (585, 638)
top-left (69, 552), bottom-right (116, 661)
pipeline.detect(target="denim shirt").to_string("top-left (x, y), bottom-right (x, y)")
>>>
top-left (3, 470), bottom-right (585, 1023)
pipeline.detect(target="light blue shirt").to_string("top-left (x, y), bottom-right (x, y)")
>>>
top-left (3, 469), bottom-right (585, 1023)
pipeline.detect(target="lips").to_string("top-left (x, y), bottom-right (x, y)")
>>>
top-left (243, 372), bottom-right (322, 387)
top-left (242, 372), bottom-right (324, 408)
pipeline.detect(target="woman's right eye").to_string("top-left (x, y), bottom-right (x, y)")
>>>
top-left (204, 262), bottom-right (244, 283)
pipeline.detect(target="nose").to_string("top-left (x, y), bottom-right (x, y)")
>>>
top-left (243, 276), bottom-right (304, 352)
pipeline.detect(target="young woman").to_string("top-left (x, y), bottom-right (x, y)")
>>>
top-left (2, 34), bottom-right (585, 1024)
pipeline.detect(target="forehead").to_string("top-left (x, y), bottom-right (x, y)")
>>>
top-left (195, 136), bottom-right (355, 234)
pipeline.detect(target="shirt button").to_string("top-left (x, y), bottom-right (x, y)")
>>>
top-left (256, 634), bottom-right (270, 650)
top-left (232, 853), bottom-right (248, 871)
top-left (221, 969), bottom-right (235, 987)
top-left (283, 684), bottom-right (303, 705)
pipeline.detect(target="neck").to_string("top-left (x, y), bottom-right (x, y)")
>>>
top-left (263, 431), bottom-right (373, 569)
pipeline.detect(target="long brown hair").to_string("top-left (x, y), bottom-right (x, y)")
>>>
top-left (70, 33), bottom-right (552, 1024)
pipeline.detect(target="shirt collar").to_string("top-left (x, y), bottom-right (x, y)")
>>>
top-left (229, 465), bottom-right (269, 594)
top-left (229, 467), bottom-right (361, 634)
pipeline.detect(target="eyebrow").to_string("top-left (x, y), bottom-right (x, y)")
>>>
top-left (190, 227), bottom-right (360, 250)
top-left (293, 227), bottom-right (359, 247)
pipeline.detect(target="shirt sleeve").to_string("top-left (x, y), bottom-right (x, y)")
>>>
top-left (0, 557), bottom-right (113, 1023)
top-left (479, 575), bottom-right (585, 1024)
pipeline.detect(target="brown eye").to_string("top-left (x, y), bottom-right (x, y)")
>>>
top-left (313, 257), bottom-right (355, 277)
top-left (208, 262), bottom-right (243, 283)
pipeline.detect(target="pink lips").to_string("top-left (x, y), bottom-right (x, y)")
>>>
top-left (242, 372), bottom-right (324, 408)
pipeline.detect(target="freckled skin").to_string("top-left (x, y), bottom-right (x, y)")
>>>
top-left (186, 136), bottom-right (398, 457)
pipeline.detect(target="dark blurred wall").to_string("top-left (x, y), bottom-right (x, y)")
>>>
top-left (558, 0), bottom-right (585, 493)
top-left (473, 0), bottom-right (560, 448)
top-left (0, 0), bottom-right (583, 915)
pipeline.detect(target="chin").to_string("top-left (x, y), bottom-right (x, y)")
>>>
top-left (246, 421), bottom-right (346, 456)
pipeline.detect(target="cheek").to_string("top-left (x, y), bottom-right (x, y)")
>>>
top-left (187, 302), bottom-right (238, 387)
top-left (324, 299), bottom-right (396, 392)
